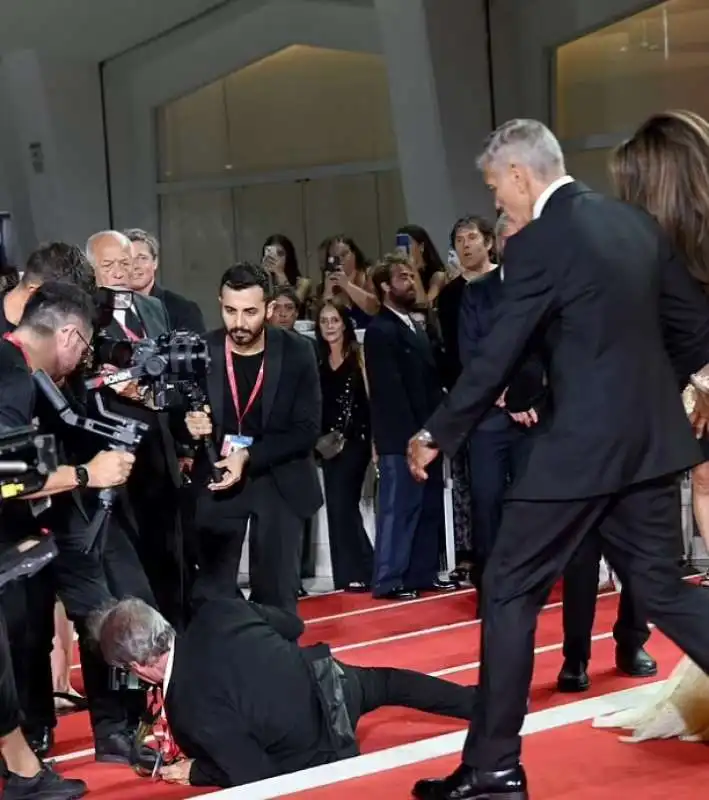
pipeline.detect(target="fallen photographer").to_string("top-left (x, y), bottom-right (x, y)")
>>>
top-left (90, 597), bottom-right (478, 788)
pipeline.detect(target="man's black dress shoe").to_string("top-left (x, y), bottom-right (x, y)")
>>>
top-left (95, 730), bottom-right (159, 771)
top-left (377, 587), bottom-right (419, 600)
top-left (3, 763), bottom-right (87, 799)
top-left (556, 660), bottom-right (590, 693)
top-left (413, 763), bottom-right (528, 799)
top-left (24, 726), bottom-right (54, 758)
top-left (430, 579), bottom-right (460, 592)
top-left (616, 646), bottom-right (657, 678)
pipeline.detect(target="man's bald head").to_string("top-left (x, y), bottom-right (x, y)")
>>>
top-left (86, 231), bottom-right (133, 288)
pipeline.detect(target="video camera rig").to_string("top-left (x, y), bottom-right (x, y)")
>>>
top-left (0, 425), bottom-right (60, 589)
top-left (33, 370), bottom-right (150, 553)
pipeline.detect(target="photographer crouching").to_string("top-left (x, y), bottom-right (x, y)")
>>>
top-left (91, 595), bottom-right (478, 789)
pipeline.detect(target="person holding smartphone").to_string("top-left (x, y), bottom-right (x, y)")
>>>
top-left (261, 235), bottom-right (311, 311)
top-left (321, 236), bottom-right (379, 328)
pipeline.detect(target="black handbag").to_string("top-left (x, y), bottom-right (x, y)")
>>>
top-left (316, 374), bottom-right (355, 461)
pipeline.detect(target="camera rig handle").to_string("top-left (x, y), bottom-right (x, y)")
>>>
top-left (33, 370), bottom-right (150, 552)
top-left (178, 382), bottom-right (225, 483)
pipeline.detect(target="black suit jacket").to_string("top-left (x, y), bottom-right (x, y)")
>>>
top-left (427, 181), bottom-right (709, 501)
top-left (364, 308), bottom-right (443, 456)
top-left (166, 598), bottom-right (341, 788)
top-left (200, 326), bottom-right (322, 519)
top-left (150, 284), bottom-right (205, 333)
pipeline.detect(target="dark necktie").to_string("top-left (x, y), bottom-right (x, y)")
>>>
top-left (124, 307), bottom-right (145, 338)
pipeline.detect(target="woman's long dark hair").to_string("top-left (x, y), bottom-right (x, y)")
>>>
top-left (262, 234), bottom-right (301, 286)
top-left (397, 224), bottom-right (446, 290)
top-left (314, 299), bottom-right (358, 364)
top-left (610, 110), bottom-right (709, 292)
top-left (329, 236), bottom-right (369, 273)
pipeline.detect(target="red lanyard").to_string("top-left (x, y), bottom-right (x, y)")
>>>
top-left (3, 332), bottom-right (30, 367)
top-left (116, 318), bottom-right (142, 342)
top-left (225, 336), bottom-right (265, 435)
top-left (146, 687), bottom-right (182, 765)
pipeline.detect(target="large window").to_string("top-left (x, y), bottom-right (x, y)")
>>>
top-left (555, 0), bottom-right (709, 188)
top-left (156, 45), bottom-right (405, 318)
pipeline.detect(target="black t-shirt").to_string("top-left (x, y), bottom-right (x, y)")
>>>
top-left (221, 352), bottom-right (264, 443)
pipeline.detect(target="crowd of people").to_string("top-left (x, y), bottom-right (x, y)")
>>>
top-left (1, 107), bottom-right (709, 800)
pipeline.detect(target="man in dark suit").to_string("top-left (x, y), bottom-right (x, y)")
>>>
top-left (124, 228), bottom-right (206, 333)
top-left (185, 262), bottom-right (322, 613)
top-left (364, 255), bottom-right (456, 600)
top-left (408, 119), bottom-right (709, 800)
top-left (92, 596), bottom-right (478, 789)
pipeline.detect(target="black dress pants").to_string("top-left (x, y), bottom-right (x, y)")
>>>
top-left (463, 475), bottom-right (709, 772)
top-left (322, 440), bottom-right (373, 589)
top-left (53, 504), bottom-right (156, 740)
top-left (562, 532), bottom-right (649, 665)
top-left (0, 609), bottom-right (21, 738)
top-left (0, 571), bottom-right (55, 736)
top-left (193, 476), bottom-right (304, 614)
top-left (342, 662), bottom-right (477, 727)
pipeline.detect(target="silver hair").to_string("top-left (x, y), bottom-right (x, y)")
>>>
top-left (123, 228), bottom-right (160, 260)
top-left (85, 230), bottom-right (132, 265)
top-left (89, 598), bottom-right (174, 668)
top-left (477, 119), bottom-right (566, 181)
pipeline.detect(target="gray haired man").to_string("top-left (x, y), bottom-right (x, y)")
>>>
top-left (408, 118), bottom-right (709, 798)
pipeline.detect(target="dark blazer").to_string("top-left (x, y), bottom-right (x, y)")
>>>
top-left (166, 598), bottom-right (343, 788)
top-left (427, 181), bottom-right (709, 501)
top-left (364, 307), bottom-right (443, 456)
top-left (458, 269), bottom-right (547, 420)
top-left (150, 284), bottom-right (205, 333)
top-left (201, 326), bottom-right (322, 519)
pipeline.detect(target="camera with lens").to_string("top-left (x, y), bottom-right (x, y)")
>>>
top-left (323, 255), bottom-right (342, 274)
top-left (0, 425), bottom-right (60, 588)
top-left (108, 666), bottom-right (151, 692)
top-left (89, 287), bottom-right (210, 409)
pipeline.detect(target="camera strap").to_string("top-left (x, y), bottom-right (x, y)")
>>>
top-left (3, 332), bottom-right (30, 368)
top-left (225, 336), bottom-right (265, 436)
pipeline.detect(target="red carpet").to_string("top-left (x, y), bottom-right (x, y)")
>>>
top-left (42, 585), bottom-right (705, 799)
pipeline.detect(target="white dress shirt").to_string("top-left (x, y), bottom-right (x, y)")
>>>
top-left (533, 175), bottom-right (575, 219)
top-left (163, 639), bottom-right (176, 697)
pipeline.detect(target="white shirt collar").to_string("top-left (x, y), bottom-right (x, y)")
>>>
top-left (533, 175), bottom-right (575, 219)
top-left (163, 638), bottom-right (176, 698)
top-left (385, 304), bottom-right (416, 331)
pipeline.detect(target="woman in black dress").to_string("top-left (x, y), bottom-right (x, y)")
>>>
top-left (316, 300), bottom-right (374, 591)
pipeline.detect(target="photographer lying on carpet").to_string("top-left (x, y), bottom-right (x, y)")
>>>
top-left (90, 597), bottom-right (477, 788)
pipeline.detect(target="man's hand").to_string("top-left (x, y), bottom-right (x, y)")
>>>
top-left (100, 364), bottom-right (143, 401)
top-left (495, 388), bottom-right (508, 408)
top-left (209, 449), bottom-right (250, 491)
top-left (509, 408), bottom-right (539, 427)
top-left (407, 432), bottom-right (439, 482)
top-left (186, 409), bottom-right (213, 439)
top-left (85, 451), bottom-right (136, 488)
top-left (159, 759), bottom-right (194, 786)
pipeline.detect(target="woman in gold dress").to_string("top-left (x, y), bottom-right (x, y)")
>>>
top-left (593, 109), bottom-right (709, 742)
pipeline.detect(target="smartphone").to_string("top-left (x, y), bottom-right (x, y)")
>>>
top-left (396, 232), bottom-right (412, 257)
top-left (324, 254), bottom-right (342, 274)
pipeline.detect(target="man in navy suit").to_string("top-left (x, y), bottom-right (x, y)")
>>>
top-left (364, 255), bottom-right (457, 600)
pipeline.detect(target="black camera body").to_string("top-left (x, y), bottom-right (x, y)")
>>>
top-left (108, 666), bottom-right (151, 692)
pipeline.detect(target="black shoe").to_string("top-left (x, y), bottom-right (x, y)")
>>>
top-left (23, 726), bottom-right (54, 758)
top-left (429, 579), bottom-right (460, 592)
top-left (556, 660), bottom-right (590, 693)
top-left (615, 646), bottom-right (657, 678)
top-left (95, 730), bottom-right (159, 771)
top-left (297, 586), bottom-right (309, 598)
top-left (3, 763), bottom-right (87, 799)
top-left (375, 587), bottom-right (419, 601)
top-left (344, 582), bottom-right (370, 593)
top-left (413, 763), bottom-right (528, 799)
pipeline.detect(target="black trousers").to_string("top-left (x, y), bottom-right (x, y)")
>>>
top-left (464, 474), bottom-right (709, 771)
top-left (373, 455), bottom-right (443, 596)
top-left (0, 570), bottom-right (55, 736)
top-left (53, 504), bottom-right (156, 740)
top-left (193, 476), bottom-right (304, 614)
top-left (467, 427), bottom-right (522, 570)
top-left (341, 662), bottom-right (477, 727)
top-left (0, 609), bottom-right (21, 738)
top-left (322, 440), bottom-right (373, 589)
top-left (562, 533), bottom-right (649, 665)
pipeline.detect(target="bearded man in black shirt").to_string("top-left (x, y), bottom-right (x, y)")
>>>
top-left (185, 263), bottom-right (322, 613)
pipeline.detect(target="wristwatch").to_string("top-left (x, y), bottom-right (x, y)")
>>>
top-left (75, 465), bottom-right (89, 489)
top-left (415, 430), bottom-right (438, 448)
